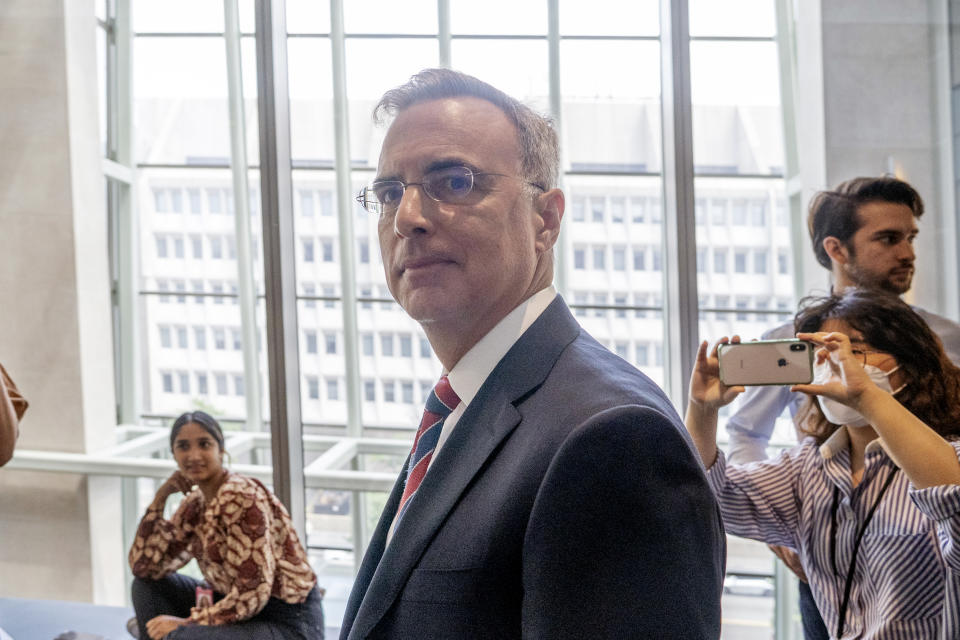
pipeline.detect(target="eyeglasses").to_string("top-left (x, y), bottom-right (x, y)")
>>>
top-left (850, 346), bottom-right (893, 367)
top-left (355, 164), bottom-right (545, 216)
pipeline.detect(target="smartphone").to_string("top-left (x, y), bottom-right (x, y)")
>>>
top-left (717, 339), bottom-right (813, 386)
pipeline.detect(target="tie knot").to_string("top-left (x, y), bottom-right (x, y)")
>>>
top-left (427, 375), bottom-right (461, 416)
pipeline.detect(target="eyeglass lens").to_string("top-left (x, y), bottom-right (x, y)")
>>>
top-left (362, 166), bottom-right (477, 213)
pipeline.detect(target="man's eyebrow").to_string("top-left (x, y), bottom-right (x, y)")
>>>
top-left (869, 228), bottom-right (904, 238)
top-left (424, 158), bottom-right (477, 173)
top-left (375, 158), bottom-right (477, 183)
top-left (869, 222), bottom-right (919, 238)
top-left (372, 172), bottom-right (399, 184)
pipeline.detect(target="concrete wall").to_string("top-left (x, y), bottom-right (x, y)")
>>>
top-left (797, 0), bottom-right (958, 317)
top-left (0, 0), bottom-right (121, 603)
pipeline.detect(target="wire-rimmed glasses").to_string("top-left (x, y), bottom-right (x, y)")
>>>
top-left (849, 345), bottom-right (894, 367)
top-left (355, 164), bottom-right (544, 216)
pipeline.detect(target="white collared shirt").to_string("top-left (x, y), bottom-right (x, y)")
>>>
top-left (386, 286), bottom-right (557, 542)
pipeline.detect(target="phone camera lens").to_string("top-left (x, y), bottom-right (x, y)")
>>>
top-left (790, 343), bottom-right (806, 352)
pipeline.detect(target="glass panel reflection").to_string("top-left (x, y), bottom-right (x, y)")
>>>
top-left (564, 174), bottom-right (666, 387)
top-left (559, 0), bottom-right (659, 36)
top-left (451, 1), bottom-right (547, 35)
top-left (689, 0), bottom-right (777, 38)
top-left (690, 41), bottom-right (784, 176)
top-left (561, 39), bottom-right (662, 173)
top-left (451, 40), bottom-right (549, 113)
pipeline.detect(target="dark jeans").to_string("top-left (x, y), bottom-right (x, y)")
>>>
top-left (798, 579), bottom-right (829, 640)
top-left (131, 574), bottom-right (324, 640)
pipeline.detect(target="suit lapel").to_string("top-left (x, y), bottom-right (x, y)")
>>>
top-left (347, 298), bottom-right (581, 638)
top-left (341, 473), bottom-right (404, 639)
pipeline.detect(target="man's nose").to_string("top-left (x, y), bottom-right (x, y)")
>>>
top-left (393, 186), bottom-right (434, 238)
top-left (900, 240), bottom-right (915, 262)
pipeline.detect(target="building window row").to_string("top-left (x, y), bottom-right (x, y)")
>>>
top-left (304, 329), bottom-right (339, 355)
top-left (700, 294), bottom-right (793, 322)
top-left (153, 278), bottom-right (240, 305)
top-left (301, 236), bottom-right (336, 264)
top-left (694, 247), bottom-right (785, 276)
top-left (297, 189), bottom-right (334, 218)
top-left (571, 291), bottom-right (664, 319)
top-left (572, 244), bottom-right (663, 273)
top-left (304, 377), bottom-right (430, 405)
top-left (160, 370), bottom-right (244, 397)
top-left (358, 331), bottom-right (430, 359)
top-left (155, 232), bottom-right (249, 261)
top-left (570, 195), bottom-right (663, 225)
top-left (158, 324), bottom-right (245, 351)
top-left (694, 196), bottom-right (787, 228)
top-left (361, 378), bottom-right (433, 405)
top-left (152, 186), bottom-right (260, 217)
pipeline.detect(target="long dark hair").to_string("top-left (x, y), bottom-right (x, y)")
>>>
top-left (794, 289), bottom-right (960, 443)
top-left (170, 410), bottom-right (225, 452)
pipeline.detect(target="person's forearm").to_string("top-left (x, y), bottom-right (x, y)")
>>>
top-left (684, 403), bottom-right (720, 468)
top-left (856, 387), bottom-right (960, 489)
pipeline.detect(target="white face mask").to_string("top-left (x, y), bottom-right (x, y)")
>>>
top-left (814, 360), bottom-right (904, 427)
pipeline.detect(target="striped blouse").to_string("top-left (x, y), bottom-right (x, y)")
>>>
top-left (707, 427), bottom-right (960, 639)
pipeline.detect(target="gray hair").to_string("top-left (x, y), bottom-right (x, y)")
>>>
top-left (374, 68), bottom-right (560, 190)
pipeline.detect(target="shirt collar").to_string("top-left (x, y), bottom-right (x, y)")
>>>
top-left (819, 425), bottom-right (889, 460)
top-left (445, 286), bottom-right (557, 408)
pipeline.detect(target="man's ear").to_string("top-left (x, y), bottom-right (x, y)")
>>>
top-left (822, 236), bottom-right (850, 265)
top-left (533, 188), bottom-right (564, 253)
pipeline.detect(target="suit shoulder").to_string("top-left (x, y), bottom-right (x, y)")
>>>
top-left (550, 331), bottom-right (678, 416)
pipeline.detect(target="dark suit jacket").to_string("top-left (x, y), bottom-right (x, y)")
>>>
top-left (340, 298), bottom-right (725, 639)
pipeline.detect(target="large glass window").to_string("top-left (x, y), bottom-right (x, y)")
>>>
top-left (95, 1), bottom-right (802, 636)
top-left (689, 5), bottom-right (795, 635)
top-left (1, 13), bottom-right (925, 631)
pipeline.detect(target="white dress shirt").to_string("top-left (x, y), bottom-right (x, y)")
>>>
top-left (386, 286), bottom-right (557, 542)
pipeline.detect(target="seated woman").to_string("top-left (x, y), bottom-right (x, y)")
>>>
top-left (685, 290), bottom-right (960, 639)
top-left (128, 411), bottom-right (324, 639)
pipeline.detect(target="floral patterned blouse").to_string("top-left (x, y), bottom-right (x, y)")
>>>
top-left (129, 472), bottom-right (317, 625)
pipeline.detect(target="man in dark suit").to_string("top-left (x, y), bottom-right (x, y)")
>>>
top-left (342, 68), bottom-right (725, 639)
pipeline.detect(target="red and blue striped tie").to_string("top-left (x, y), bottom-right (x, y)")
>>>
top-left (396, 375), bottom-right (461, 524)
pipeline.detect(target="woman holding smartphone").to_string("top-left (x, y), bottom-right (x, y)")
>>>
top-left (686, 290), bottom-right (960, 639)
top-left (128, 411), bottom-right (324, 639)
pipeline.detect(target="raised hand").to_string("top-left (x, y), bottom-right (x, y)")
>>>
top-left (791, 331), bottom-right (874, 408)
top-left (689, 337), bottom-right (745, 411)
top-left (151, 470), bottom-right (193, 509)
top-left (685, 337), bottom-right (745, 468)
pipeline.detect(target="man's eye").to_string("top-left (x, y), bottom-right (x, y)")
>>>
top-left (374, 184), bottom-right (403, 205)
top-left (444, 175), bottom-right (472, 194)
top-left (429, 168), bottom-right (474, 198)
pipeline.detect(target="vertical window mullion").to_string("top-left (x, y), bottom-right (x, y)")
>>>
top-left (255, 0), bottom-right (306, 539)
top-left (224, 0), bottom-right (264, 433)
top-left (659, 0), bottom-right (698, 409)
